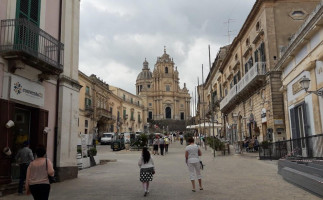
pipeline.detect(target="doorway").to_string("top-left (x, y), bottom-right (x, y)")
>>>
top-left (165, 107), bottom-right (171, 119)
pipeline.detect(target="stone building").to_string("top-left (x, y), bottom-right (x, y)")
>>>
top-left (275, 2), bottom-right (323, 141)
top-left (201, 0), bottom-right (320, 144)
top-left (0, 0), bottom-right (81, 185)
top-left (136, 48), bottom-right (191, 130)
top-left (109, 86), bottom-right (145, 133)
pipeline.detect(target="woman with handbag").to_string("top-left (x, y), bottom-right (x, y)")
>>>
top-left (185, 137), bottom-right (203, 192)
top-left (138, 147), bottom-right (155, 197)
top-left (25, 145), bottom-right (54, 200)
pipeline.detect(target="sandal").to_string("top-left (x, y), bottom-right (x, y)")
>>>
top-left (200, 188), bottom-right (204, 190)
top-left (192, 189), bottom-right (196, 192)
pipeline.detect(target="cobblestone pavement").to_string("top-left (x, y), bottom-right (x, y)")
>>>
top-left (3, 141), bottom-right (321, 200)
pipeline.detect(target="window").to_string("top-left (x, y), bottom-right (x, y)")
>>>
top-left (15, 0), bottom-right (41, 51)
top-left (181, 104), bottom-right (184, 108)
top-left (123, 109), bottom-right (127, 119)
top-left (148, 111), bottom-right (153, 119)
top-left (166, 85), bottom-right (170, 92)
top-left (85, 120), bottom-right (88, 128)
top-left (245, 57), bottom-right (253, 73)
top-left (85, 98), bottom-right (92, 108)
top-left (131, 111), bottom-right (134, 120)
top-left (165, 67), bottom-right (168, 73)
top-left (147, 84), bottom-right (151, 88)
top-left (85, 86), bottom-right (90, 95)
top-left (123, 94), bottom-right (126, 101)
top-left (181, 112), bottom-right (184, 120)
top-left (149, 103), bottom-right (152, 107)
top-left (256, 21), bottom-right (260, 31)
top-left (138, 101), bottom-right (140, 106)
top-left (246, 38), bottom-right (250, 46)
top-left (85, 129), bottom-right (88, 134)
top-left (131, 98), bottom-right (133, 103)
top-left (110, 107), bottom-right (113, 114)
top-left (138, 114), bottom-right (141, 122)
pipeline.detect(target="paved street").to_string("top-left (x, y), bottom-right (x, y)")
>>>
top-left (3, 141), bottom-right (321, 200)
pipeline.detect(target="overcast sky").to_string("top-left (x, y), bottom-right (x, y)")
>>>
top-left (79, 0), bottom-right (256, 98)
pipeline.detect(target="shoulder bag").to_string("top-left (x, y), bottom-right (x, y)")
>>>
top-left (46, 158), bottom-right (56, 184)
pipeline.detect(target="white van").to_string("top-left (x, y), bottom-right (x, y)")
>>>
top-left (100, 132), bottom-right (115, 145)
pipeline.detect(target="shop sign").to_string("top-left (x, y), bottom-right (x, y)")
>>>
top-left (292, 79), bottom-right (302, 95)
top-left (261, 108), bottom-right (267, 123)
top-left (274, 119), bottom-right (284, 125)
top-left (10, 75), bottom-right (45, 107)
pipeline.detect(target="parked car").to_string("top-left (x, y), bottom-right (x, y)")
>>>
top-left (100, 132), bottom-right (115, 145)
top-left (111, 139), bottom-right (125, 151)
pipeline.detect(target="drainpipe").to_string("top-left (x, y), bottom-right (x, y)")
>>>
top-left (54, 0), bottom-right (63, 169)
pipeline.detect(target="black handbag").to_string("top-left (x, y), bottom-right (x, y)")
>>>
top-left (200, 161), bottom-right (204, 170)
top-left (46, 158), bottom-right (56, 184)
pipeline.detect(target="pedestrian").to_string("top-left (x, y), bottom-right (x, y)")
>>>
top-left (164, 136), bottom-right (170, 154)
top-left (153, 136), bottom-right (159, 155)
top-left (25, 145), bottom-right (54, 200)
top-left (159, 136), bottom-right (165, 155)
top-left (185, 137), bottom-right (203, 192)
top-left (138, 147), bottom-right (155, 197)
top-left (180, 134), bottom-right (184, 145)
top-left (15, 141), bottom-right (34, 195)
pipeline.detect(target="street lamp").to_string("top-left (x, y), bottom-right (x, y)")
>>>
top-left (300, 76), bottom-right (323, 96)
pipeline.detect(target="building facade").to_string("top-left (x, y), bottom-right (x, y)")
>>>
top-left (0, 0), bottom-right (81, 184)
top-left (109, 86), bottom-right (145, 133)
top-left (200, 0), bottom-right (320, 144)
top-left (136, 48), bottom-right (191, 125)
top-left (275, 2), bottom-right (323, 142)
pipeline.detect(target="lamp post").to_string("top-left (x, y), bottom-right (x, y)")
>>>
top-left (300, 76), bottom-right (323, 96)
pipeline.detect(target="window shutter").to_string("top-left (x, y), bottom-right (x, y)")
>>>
top-left (301, 103), bottom-right (309, 137)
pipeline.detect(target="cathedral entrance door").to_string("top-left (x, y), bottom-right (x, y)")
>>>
top-left (165, 107), bottom-right (171, 119)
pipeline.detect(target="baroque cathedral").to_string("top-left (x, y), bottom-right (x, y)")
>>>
top-left (136, 48), bottom-right (191, 123)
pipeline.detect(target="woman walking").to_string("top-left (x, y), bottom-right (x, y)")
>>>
top-left (185, 137), bottom-right (203, 192)
top-left (138, 147), bottom-right (155, 197)
top-left (25, 145), bottom-right (54, 200)
top-left (153, 136), bottom-right (159, 155)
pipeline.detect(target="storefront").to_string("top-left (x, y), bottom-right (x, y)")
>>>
top-left (0, 74), bottom-right (50, 184)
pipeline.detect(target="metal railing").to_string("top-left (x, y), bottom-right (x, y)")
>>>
top-left (0, 19), bottom-right (64, 71)
top-left (259, 134), bottom-right (323, 160)
top-left (220, 62), bottom-right (266, 110)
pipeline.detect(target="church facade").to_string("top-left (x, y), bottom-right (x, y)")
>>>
top-left (136, 49), bottom-right (191, 122)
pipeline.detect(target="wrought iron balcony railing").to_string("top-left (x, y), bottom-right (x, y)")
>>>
top-left (0, 19), bottom-right (64, 74)
top-left (220, 62), bottom-right (266, 111)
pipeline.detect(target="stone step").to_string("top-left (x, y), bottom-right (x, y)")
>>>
top-left (278, 160), bottom-right (323, 178)
top-left (0, 182), bottom-right (19, 197)
top-left (280, 167), bottom-right (323, 198)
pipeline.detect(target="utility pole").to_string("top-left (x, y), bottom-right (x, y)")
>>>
top-left (209, 45), bottom-right (216, 158)
top-left (197, 77), bottom-right (201, 143)
top-left (201, 64), bottom-right (207, 150)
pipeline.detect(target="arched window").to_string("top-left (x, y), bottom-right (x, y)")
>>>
top-left (165, 67), bottom-right (168, 74)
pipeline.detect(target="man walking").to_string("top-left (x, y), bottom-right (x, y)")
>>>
top-left (159, 136), bottom-right (165, 156)
top-left (15, 141), bottom-right (34, 195)
top-left (164, 136), bottom-right (170, 154)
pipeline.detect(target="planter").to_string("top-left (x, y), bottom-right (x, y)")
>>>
top-left (125, 143), bottom-right (130, 150)
top-left (82, 157), bottom-right (90, 169)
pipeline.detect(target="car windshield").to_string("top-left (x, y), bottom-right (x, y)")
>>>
top-left (102, 134), bottom-right (112, 138)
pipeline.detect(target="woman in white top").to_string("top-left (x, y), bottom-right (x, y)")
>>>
top-left (138, 147), bottom-right (155, 196)
top-left (185, 137), bottom-right (203, 192)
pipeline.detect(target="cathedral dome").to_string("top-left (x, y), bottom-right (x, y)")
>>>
top-left (137, 58), bottom-right (152, 81)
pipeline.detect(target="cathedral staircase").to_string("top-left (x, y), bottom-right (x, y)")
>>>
top-left (278, 159), bottom-right (323, 197)
top-left (148, 119), bottom-right (187, 132)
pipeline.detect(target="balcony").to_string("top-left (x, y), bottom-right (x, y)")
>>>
top-left (85, 105), bottom-right (94, 116)
top-left (97, 108), bottom-right (112, 119)
top-left (220, 62), bottom-right (266, 112)
top-left (0, 19), bottom-right (64, 75)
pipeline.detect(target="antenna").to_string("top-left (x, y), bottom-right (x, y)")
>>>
top-left (224, 18), bottom-right (235, 44)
